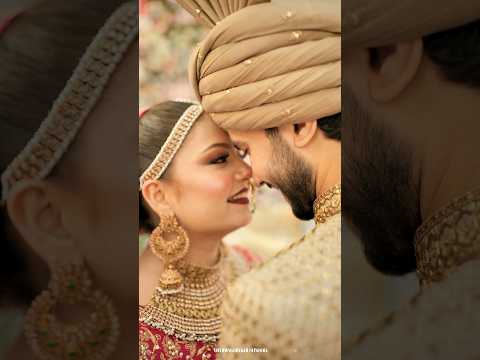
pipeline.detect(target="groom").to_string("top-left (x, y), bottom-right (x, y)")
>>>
top-left (341, 0), bottom-right (480, 357)
top-left (341, 0), bottom-right (480, 358)
top-left (179, 0), bottom-right (341, 358)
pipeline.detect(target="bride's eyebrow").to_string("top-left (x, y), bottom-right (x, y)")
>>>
top-left (202, 142), bottom-right (232, 153)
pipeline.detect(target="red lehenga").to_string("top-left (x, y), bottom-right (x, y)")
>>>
top-left (139, 244), bottom-right (259, 360)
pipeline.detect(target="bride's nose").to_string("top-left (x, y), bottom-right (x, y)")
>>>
top-left (235, 160), bottom-right (252, 181)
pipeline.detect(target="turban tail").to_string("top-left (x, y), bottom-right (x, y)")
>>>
top-left (186, 0), bottom-right (341, 130)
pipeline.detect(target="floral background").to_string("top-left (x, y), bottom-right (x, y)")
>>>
top-left (140, 0), bottom-right (204, 111)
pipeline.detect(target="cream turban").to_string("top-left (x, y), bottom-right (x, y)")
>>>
top-left (343, 0), bottom-right (480, 48)
top-left (178, 0), bottom-right (340, 131)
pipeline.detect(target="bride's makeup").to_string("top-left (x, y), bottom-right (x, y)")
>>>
top-left (161, 115), bottom-right (253, 234)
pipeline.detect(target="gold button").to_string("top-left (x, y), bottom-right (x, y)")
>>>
top-left (292, 31), bottom-right (302, 40)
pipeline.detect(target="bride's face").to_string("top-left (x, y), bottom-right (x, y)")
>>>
top-left (162, 114), bottom-right (253, 235)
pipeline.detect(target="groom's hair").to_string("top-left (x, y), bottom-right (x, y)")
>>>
top-left (265, 112), bottom-right (341, 140)
top-left (317, 113), bottom-right (341, 140)
top-left (423, 19), bottom-right (480, 88)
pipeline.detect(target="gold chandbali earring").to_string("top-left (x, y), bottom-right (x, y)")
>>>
top-left (248, 180), bottom-right (257, 214)
top-left (149, 214), bottom-right (190, 295)
top-left (24, 259), bottom-right (119, 360)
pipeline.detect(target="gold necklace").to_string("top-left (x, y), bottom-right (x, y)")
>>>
top-left (415, 187), bottom-right (480, 286)
top-left (139, 244), bottom-right (239, 343)
top-left (313, 184), bottom-right (341, 224)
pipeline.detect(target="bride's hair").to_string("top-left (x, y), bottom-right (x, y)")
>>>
top-left (0, 0), bottom-right (130, 306)
top-left (139, 101), bottom-right (195, 232)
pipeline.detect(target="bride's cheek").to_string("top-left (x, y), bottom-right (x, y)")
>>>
top-left (199, 174), bottom-right (233, 199)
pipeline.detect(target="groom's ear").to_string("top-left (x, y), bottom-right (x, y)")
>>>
top-left (367, 39), bottom-right (423, 102)
top-left (280, 120), bottom-right (318, 149)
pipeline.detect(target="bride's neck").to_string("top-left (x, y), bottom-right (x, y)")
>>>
top-left (184, 231), bottom-right (224, 267)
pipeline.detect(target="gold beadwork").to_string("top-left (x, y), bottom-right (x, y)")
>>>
top-left (24, 261), bottom-right (119, 360)
top-left (415, 187), bottom-right (480, 286)
top-left (292, 31), bottom-right (302, 40)
top-left (283, 10), bottom-right (294, 20)
top-left (313, 184), bottom-right (341, 224)
top-left (1, 2), bottom-right (138, 203)
top-left (150, 215), bottom-right (190, 294)
top-left (139, 105), bottom-right (202, 189)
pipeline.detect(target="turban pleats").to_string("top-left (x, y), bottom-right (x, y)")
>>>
top-left (186, 0), bottom-right (341, 130)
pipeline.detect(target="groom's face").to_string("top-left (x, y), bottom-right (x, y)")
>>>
top-left (229, 129), bottom-right (316, 221)
top-left (228, 129), bottom-right (276, 188)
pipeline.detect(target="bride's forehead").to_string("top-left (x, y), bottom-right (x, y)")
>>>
top-left (186, 113), bottom-right (230, 144)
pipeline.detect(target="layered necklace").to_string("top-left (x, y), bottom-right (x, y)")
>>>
top-left (139, 244), bottom-right (239, 344)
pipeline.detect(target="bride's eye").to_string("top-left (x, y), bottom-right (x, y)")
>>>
top-left (210, 153), bottom-right (230, 164)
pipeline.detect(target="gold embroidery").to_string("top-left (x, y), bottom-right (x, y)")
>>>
top-left (314, 184), bottom-right (341, 224)
top-left (415, 187), bottom-right (480, 285)
top-left (139, 105), bottom-right (203, 189)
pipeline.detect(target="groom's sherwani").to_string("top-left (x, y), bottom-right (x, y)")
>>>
top-left (219, 186), bottom-right (341, 359)
top-left (344, 188), bottom-right (480, 359)
top-left (175, 0), bottom-right (342, 357)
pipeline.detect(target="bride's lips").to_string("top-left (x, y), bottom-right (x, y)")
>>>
top-left (227, 187), bottom-right (249, 205)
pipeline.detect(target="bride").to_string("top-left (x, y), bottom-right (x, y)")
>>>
top-left (138, 101), bottom-right (259, 360)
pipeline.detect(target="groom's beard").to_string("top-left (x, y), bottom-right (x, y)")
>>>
top-left (267, 135), bottom-right (316, 221)
top-left (342, 86), bottom-right (421, 275)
